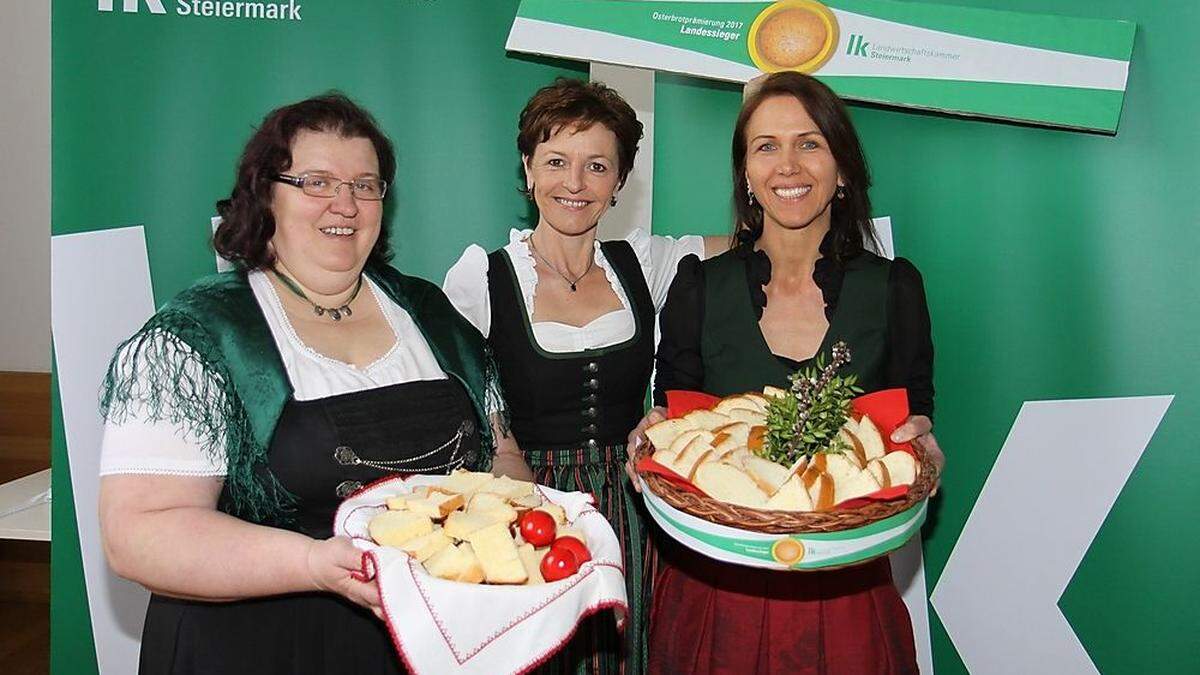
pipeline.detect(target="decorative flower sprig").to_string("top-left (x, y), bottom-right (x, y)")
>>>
top-left (761, 341), bottom-right (863, 465)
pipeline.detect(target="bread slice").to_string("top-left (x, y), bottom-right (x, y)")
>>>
top-left (821, 453), bottom-right (862, 482)
top-left (832, 468), bottom-right (883, 506)
top-left (509, 493), bottom-right (543, 510)
top-left (672, 436), bottom-right (716, 478)
top-left (725, 408), bottom-right (767, 426)
top-left (712, 422), bottom-right (751, 448)
top-left (400, 527), bottom-right (452, 562)
top-left (856, 414), bottom-right (888, 461)
top-left (667, 429), bottom-right (715, 456)
top-left (652, 446), bottom-right (680, 469)
top-left (807, 473), bottom-right (836, 511)
top-left (467, 492), bottom-right (519, 525)
top-left (369, 510), bottom-right (433, 547)
top-left (466, 522), bottom-right (528, 584)
top-left (406, 492), bottom-right (466, 520)
top-left (742, 455), bottom-right (794, 496)
top-left (866, 460), bottom-right (890, 488)
top-left (682, 409), bottom-right (732, 430)
top-left (726, 448), bottom-right (753, 469)
top-left (742, 392), bottom-right (770, 410)
top-left (457, 544), bottom-right (486, 583)
top-left (714, 396), bottom-right (762, 416)
top-left (879, 451), bottom-right (918, 486)
top-left (765, 474), bottom-right (814, 511)
top-left (425, 541), bottom-right (466, 580)
top-left (693, 462), bottom-right (769, 508)
top-left (425, 543), bottom-right (486, 583)
top-left (708, 435), bottom-right (744, 462)
top-left (385, 494), bottom-right (411, 511)
top-left (517, 544), bottom-right (547, 585)
top-left (479, 475), bottom-right (535, 500)
top-left (439, 469), bottom-right (498, 496)
top-left (644, 417), bottom-right (698, 450)
top-left (747, 425), bottom-right (767, 452)
top-left (443, 510), bottom-right (500, 540)
top-left (839, 428), bottom-right (868, 467)
top-left (535, 502), bottom-right (567, 526)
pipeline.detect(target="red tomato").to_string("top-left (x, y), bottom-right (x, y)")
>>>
top-left (540, 547), bottom-right (579, 582)
top-left (518, 510), bottom-right (557, 547)
top-left (551, 536), bottom-right (591, 564)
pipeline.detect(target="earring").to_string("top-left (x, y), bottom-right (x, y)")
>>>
top-left (747, 178), bottom-right (757, 207)
top-left (836, 185), bottom-right (846, 200)
top-left (526, 183), bottom-right (535, 201)
top-left (610, 195), bottom-right (618, 207)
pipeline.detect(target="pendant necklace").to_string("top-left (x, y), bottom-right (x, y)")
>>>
top-left (272, 269), bottom-right (363, 321)
top-left (526, 236), bottom-right (594, 292)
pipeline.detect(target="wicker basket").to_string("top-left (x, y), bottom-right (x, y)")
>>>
top-left (634, 441), bottom-right (939, 535)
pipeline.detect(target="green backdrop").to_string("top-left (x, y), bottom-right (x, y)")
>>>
top-left (52, 1), bottom-right (1198, 673)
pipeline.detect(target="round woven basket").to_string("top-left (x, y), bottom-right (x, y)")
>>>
top-left (635, 442), bottom-right (939, 535)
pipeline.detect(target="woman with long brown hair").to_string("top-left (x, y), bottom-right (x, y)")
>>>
top-left (636, 72), bottom-right (944, 674)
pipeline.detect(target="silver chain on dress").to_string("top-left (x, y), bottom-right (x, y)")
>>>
top-left (332, 420), bottom-right (472, 474)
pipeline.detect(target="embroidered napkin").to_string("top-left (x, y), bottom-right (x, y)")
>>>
top-left (334, 475), bottom-right (628, 675)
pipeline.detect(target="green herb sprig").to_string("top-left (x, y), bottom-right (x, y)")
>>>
top-left (761, 341), bottom-right (863, 465)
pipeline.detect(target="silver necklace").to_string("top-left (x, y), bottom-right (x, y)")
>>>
top-left (526, 236), bottom-right (594, 292)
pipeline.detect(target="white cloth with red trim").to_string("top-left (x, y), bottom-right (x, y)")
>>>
top-left (334, 475), bottom-right (628, 675)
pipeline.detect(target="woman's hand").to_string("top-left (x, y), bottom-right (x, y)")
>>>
top-left (307, 536), bottom-right (383, 619)
top-left (624, 406), bottom-right (668, 492)
top-left (890, 414), bottom-right (944, 496)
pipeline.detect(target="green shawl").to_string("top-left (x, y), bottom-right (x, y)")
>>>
top-left (100, 262), bottom-right (502, 524)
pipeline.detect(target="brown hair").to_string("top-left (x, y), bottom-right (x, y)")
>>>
top-left (517, 78), bottom-right (643, 189)
top-left (731, 72), bottom-right (877, 259)
top-left (213, 93), bottom-right (397, 270)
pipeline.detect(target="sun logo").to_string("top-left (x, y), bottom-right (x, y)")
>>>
top-left (771, 537), bottom-right (806, 566)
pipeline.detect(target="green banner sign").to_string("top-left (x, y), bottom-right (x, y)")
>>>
top-left (508, 0), bottom-right (1136, 132)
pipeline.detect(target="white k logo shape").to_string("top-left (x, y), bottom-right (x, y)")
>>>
top-left (931, 396), bottom-right (1173, 674)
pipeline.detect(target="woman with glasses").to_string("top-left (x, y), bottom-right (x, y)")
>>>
top-left (442, 78), bottom-right (726, 674)
top-left (97, 94), bottom-right (503, 674)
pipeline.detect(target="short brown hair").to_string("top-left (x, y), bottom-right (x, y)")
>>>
top-left (731, 73), bottom-right (877, 259)
top-left (213, 93), bottom-right (397, 270)
top-left (517, 78), bottom-right (643, 189)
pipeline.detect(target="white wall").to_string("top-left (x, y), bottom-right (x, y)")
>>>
top-left (0, 0), bottom-right (51, 372)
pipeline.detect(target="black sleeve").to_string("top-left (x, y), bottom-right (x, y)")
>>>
top-left (653, 254), bottom-right (705, 406)
top-left (886, 257), bottom-right (935, 421)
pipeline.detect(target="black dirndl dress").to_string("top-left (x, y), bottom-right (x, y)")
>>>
top-left (485, 240), bottom-right (656, 675)
top-left (138, 378), bottom-right (482, 675)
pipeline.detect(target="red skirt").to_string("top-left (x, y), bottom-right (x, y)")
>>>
top-left (647, 544), bottom-right (917, 675)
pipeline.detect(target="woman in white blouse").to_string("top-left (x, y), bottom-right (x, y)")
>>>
top-left (442, 78), bottom-right (724, 675)
top-left (98, 94), bottom-right (503, 674)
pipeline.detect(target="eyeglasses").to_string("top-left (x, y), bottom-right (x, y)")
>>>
top-left (274, 172), bottom-right (388, 201)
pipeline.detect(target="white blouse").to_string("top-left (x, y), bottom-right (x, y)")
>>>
top-left (442, 228), bottom-right (704, 352)
top-left (99, 271), bottom-right (449, 477)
